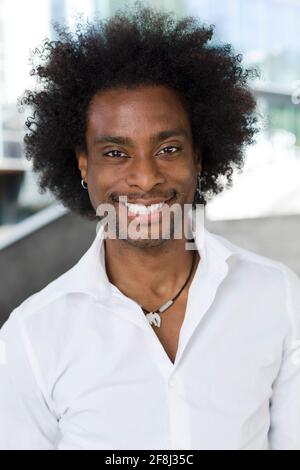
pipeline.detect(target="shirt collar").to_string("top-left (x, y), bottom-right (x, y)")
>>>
top-left (53, 206), bottom-right (239, 302)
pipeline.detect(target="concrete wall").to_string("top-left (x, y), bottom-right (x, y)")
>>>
top-left (206, 214), bottom-right (300, 276)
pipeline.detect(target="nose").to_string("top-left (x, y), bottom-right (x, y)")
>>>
top-left (125, 156), bottom-right (166, 193)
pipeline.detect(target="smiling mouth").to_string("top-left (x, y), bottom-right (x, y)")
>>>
top-left (118, 194), bottom-right (176, 217)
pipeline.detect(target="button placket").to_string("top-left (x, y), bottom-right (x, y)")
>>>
top-left (167, 372), bottom-right (192, 450)
top-left (168, 375), bottom-right (177, 388)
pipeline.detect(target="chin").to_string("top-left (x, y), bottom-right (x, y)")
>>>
top-left (121, 237), bottom-right (169, 249)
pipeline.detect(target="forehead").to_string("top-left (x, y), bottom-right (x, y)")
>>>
top-left (86, 85), bottom-right (191, 136)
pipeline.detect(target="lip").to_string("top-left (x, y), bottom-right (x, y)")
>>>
top-left (121, 195), bottom-right (174, 206)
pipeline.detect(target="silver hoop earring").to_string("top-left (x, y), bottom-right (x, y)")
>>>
top-left (81, 178), bottom-right (88, 189)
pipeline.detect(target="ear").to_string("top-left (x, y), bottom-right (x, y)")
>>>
top-left (75, 147), bottom-right (88, 181)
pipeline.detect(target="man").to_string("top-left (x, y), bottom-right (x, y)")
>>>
top-left (0, 4), bottom-right (299, 450)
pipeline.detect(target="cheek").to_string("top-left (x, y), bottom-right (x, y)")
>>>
top-left (88, 164), bottom-right (124, 201)
top-left (179, 167), bottom-right (198, 200)
top-left (176, 164), bottom-right (197, 188)
top-left (162, 158), bottom-right (195, 180)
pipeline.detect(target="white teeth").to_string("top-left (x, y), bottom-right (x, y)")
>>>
top-left (124, 201), bottom-right (165, 214)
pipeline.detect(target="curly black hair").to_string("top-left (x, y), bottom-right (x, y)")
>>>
top-left (20, 1), bottom-right (259, 221)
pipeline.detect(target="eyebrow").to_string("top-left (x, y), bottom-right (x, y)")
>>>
top-left (93, 127), bottom-right (190, 146)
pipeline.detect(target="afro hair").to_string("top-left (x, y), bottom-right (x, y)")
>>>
top-left (20, 1), bottom-right (259, 221)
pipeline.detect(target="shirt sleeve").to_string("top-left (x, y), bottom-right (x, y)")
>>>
top-left (268, 265), bottom-right (300, 450)
top-left (0, 309), bottom-right (59, 450)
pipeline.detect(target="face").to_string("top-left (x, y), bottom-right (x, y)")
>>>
top-left (76, 84), bottom-right (201, 248)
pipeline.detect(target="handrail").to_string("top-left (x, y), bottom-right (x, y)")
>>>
top-left (0, 203), bottom-right (69, 251)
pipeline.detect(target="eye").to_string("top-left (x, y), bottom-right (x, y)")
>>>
top-left (103, 150), bottom-right (128, 158)
top-left (102, 146), bottom-right (182, 158)
top-left (157, 146), bottom-right (182, 155)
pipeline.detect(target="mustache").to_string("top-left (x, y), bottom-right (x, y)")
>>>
top-left (110, 190), bottom-right (177, 203)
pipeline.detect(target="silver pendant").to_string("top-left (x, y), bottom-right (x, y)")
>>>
top-left (145, 312), bottom-right (161, 328)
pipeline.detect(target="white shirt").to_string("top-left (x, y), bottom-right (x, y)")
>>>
top-left (0, 209), bottom-right (300, 450)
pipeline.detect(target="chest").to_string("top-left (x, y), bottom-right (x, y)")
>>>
top-left (147, 293), bottom-right (189, 364)
top-left (52, 293), bottom-right (285, 449)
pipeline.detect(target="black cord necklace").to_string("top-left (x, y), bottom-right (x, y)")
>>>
top-left (140, 250), bottom-right (197, 328)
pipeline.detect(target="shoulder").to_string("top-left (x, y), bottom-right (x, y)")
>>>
top-left (208, 230), bottom-right (300, 337)
top-left (8, 269), bottom-right (78, 324)
top-left (209, 229), bottom-right (298, 279)
top-left (0, 266), bottom-right (90, 347)
top-left (0, 269), bottom-right (97, 398)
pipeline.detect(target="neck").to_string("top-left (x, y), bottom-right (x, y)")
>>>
top-left (104, 236), bottom-right (200, 302)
